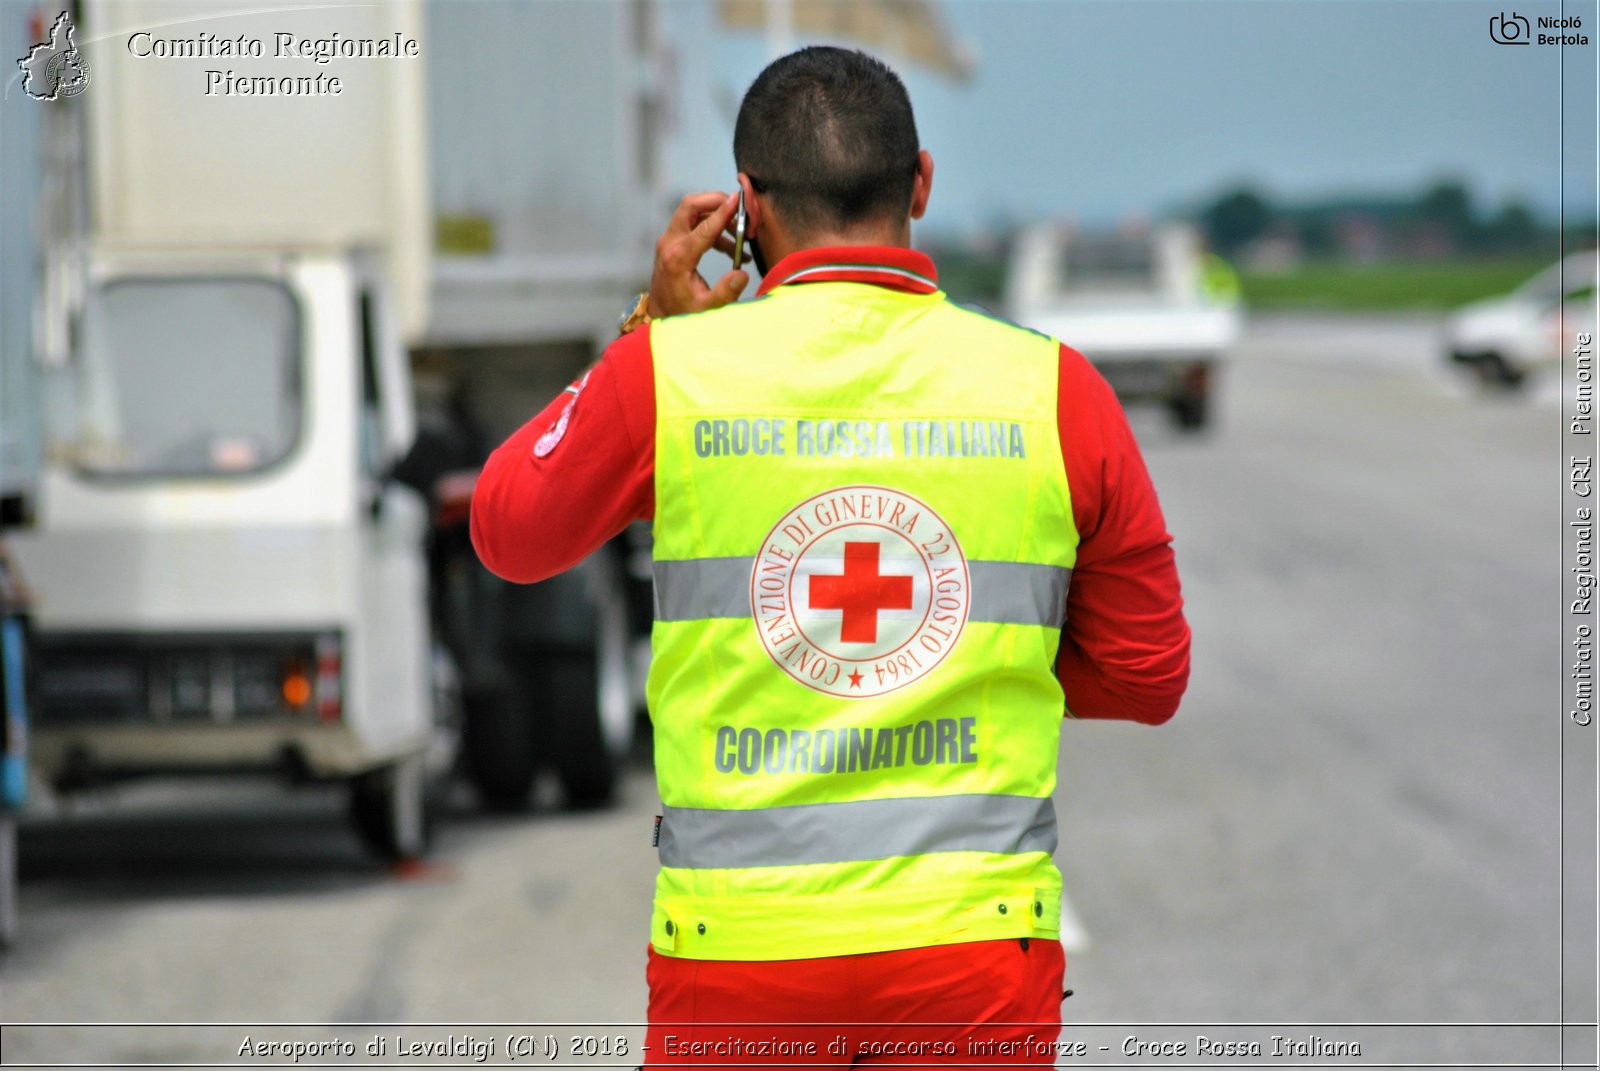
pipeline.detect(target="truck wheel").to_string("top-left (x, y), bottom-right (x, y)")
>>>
top-left (1170, 389), bottom-right (1210, 431)
top-left (461, 676), bottom-right (538, 811)
top-left (348, 754), bottom-right (430, 862)
top-left (540, 655), bottom-right (615, 807)
top-left (540, 537), bottom-right (633, 806)
top-left (543, 560), bottom-right (635, 808)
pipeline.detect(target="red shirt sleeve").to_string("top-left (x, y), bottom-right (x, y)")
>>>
top-left (470, 326), bottom-right (657, 584)
top-left (1054, 344), bottom-right (1191, 724)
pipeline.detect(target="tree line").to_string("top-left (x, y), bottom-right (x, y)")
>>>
top-left (1197, 180), bottom-right (1578, 260)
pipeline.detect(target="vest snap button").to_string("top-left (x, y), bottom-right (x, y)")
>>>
top-left (697, 923), bottom-right (706, 935)
top-left (1034, 901), bottom-right (1043, 917)
top-left (664, 921), bottom-right (675, 936)
top-left (997, 903), bottom-right (1007, 914)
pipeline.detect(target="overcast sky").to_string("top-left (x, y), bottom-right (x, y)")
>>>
top-left (662, 0), bottom-right (1597, 235)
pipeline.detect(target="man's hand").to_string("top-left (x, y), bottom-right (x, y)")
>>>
top-left (648, 191), bottom-right (750, 318)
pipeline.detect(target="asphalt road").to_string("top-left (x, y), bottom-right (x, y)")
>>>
top-left (0, 313), bottom-right (1574, 1067)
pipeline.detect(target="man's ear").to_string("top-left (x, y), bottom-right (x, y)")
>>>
top-left (737, 172), bottom-right (762, 235)
top-left (909, 150), bottom-right (934, 221)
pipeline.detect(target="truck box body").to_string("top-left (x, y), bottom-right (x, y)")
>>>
top-left (83, 0), bottom-right (431, 339)
top-left (424, 0), bottom-right (655, 350)
top-left (82, 0), bottom-right (655, 350)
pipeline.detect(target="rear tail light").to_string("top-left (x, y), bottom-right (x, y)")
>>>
top-left (281, 665), bottom-right (312, 708)
top-left (315, 634), bottom-right (343, 724)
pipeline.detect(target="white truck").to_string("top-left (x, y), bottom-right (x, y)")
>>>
top-left (15, 0), bottom-right (443, 860)
top-left (1004, 222), bottom-right (1242, 430)
top-left (11, 0), bottom-right (659, 862)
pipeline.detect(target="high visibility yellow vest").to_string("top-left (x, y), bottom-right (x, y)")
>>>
top-left (648, 275), bottom-right (1078, 960)
top-left (1202, 252), bottom-right (1242, 303)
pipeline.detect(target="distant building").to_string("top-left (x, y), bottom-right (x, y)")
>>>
top-left (1332, 212), bottom-right (1387, 262)
top-left (1394, 220), bottom-right (1457, 259)
top-left (1239, 228), bottom-right (1303, 274)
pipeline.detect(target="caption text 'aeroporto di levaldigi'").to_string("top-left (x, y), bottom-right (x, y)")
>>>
top-left (234, 1029), bottom-right (1367, 1063)
top-left (1570, 330), bottom-right (1596, 726)
top-left (6, 1022), bottom-right (1574, 1065)
top-left (123, 30), bottom-right (421, 96)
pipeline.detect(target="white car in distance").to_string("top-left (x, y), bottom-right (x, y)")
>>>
top-left (1446, 251), bottom-right (1598, 388)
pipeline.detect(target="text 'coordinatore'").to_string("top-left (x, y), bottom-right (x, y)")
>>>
top-left (714, 719), bottom-right (979, 775)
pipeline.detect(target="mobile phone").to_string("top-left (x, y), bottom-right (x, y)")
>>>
top-left (731, 187), bottom-right (747, 268)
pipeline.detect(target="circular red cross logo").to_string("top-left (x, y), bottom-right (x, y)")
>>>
top-left (750, 485), bottom-right (970, 699)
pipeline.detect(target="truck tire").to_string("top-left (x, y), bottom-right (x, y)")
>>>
top-left (539, 655), bottom-right (627, 808)
top-left (538, 653), bottom-right (607, 806)
top-left (461, 675), bottom-right (538, 811)
top-left (542, 554), bottom-right (635, 808)
top-left (348, 753), bottom-right (431, 861)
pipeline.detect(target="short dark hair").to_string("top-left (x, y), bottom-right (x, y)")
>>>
top-left (733, 46), bottom-right (920, 236)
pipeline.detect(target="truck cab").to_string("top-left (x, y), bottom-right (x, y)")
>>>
top-left (13, 250), bottom-right (445, 858)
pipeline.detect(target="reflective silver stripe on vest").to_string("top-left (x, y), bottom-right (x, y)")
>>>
top-left (653, 558), bottom-right (1071, 626)
top-left (657, 793), bottom-right (1057, 869)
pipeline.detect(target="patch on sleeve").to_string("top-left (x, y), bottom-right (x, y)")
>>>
top-left (533, 371), bottom-right (591, 458)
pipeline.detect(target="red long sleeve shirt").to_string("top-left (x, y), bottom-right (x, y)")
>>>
top-left (471, 246), bottom-right (1190, 724)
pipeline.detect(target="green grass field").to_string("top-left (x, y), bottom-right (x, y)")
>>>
top-left (1238, 257), bottom-right (1553, 311)
top-left (931, 249), bottom-right (1575, 313)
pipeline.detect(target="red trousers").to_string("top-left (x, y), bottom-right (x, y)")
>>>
top-left (643, 938), bottom-right (1065, 1069)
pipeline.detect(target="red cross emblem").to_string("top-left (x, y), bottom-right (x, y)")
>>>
top-left (751, 485), bottom-right (970, 699)
top-left (809, 541), bottom-right (914, 644)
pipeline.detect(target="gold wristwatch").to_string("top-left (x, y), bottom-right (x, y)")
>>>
top-left (619, 292), bottom-right (652, 334)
